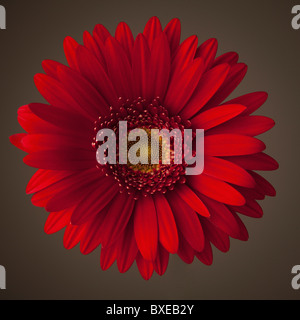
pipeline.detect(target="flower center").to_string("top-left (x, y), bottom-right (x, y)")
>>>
top-left (93, 97), bottom-right (190, 199)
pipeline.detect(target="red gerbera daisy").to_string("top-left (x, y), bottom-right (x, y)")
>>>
top-left (10, 17), bottom-right (278, 280)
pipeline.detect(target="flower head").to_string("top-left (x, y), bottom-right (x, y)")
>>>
top-left (10, 17), bottom-right (278, 280)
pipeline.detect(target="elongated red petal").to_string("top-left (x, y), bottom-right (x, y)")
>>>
top-left (223, 91), bottom-right (268, 116)
top-left (115, 22), bottom-right (134, 63)
top-left (164, 18), bottom-right (181, 55)
top-left (154, 244), bottom-right (169, 276)
top-left (63, 36), bottom-right (79, 71)
top-left (204, 63), bottom-right (248, 109)
top-left (44, 209), bottom-right (73, 235)
top-left (166, 193), bottom-right (204, 252)
top-left (180, 64), bottom-right (230, 119)
top-left (134, 196), bottom-right (158, 261)
top-left (250, 171), bottom-right (276, 197)
top-left (201, 219), bottom-right (230, 253)
top-left (225, 153), bottom-right (279, 171)
top-left (165, 58), bottom-right (204, 114)
top-left (188, 174), bottom-right (245, 206)
top-left (153, 194), bottom-right (178, 254)
top-left (63, 223), bottom-right (85, 250)
top-left (174, 184), bottom-right (210, 217)
top-left (24, 149), bottom-right (96, 171)
top-left (132, 34), bottom-right (151, 98)
top-left (104, 37), bottom-right (134, 99)
top-left (101, 193), bottom-right (135, 248)
top-left (208, 115), bottom-right (275, 136)
top-left (213, 52), bottom-right (239, 67)
top-left (71, 177), bottom-right (119, 225)
top-left (57, 65), bottom-right (109, 118)
top-left (100, 242), bottom-right (118, 271)
top-left (195, 38), bottom-right (218, 70)
top-left (76, 45), bottom-right (118, 106)
top-left (195, 238), bottom-right (213, 266)
top-left (117, 219), bottom-right (138, 273)
top-left (192, 104), bottom-right (246, 130)
top-left (197, 194), bottom-right (241, 238)
top-left (146, 33), bottom-right (171, 100)
top-left (204, 156), bottom-right (255, 187)
top-left (80, 208), bottom-right (108, 255)
top-left (143, 16), bottom-right (163, 49)
top-left (42, 60), bottom-right (65, 80)
top-left (205, 134), bottom-right (266, 156)
top-left (171, 35), bottom-right (198, 77)
top-left (136, 252), bottom-right (154, 280)
top-left (83, 31), bottom-right (106, 68)
top-left (26, 170), bottom-right (75, 194)
top-left (177, 232), bottom-right (194, 264)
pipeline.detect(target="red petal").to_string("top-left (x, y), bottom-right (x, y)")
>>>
top-left (34, 74), bottom-right (86, 117)
top-left (208, 115), bottom-right (275, 136)
top-left (104, 37), bottom-right (134, 99)
top-left (71, 177), bottom-right (118, 225)
top-left (136, 252), bottom-right (154, 280)
top-left (171, 35), bottom-right (198, 77)
top-left (205, 134), bottom-right (266, 156)
top-left (230, 199), bottom-right (263, 218)
top-left (153, 194), bottom-right (178, 254)
top-left (83, 31), bottom-right (106, 68)
top-left (44, 209), bottom-right (73, 234)
top-left (195, 38), bottom-right (218, 70)
top-left (93, 24), bottom-right (111, 43)
top-left (63, 223), bottom-right (85, 250)
top-left (42, 60), bottom-right (65, 80)
top-left (197, 194), bottom-right (241, 238)
top-left (100, 193), bottom-right (135, 248)
top-left (143, 16), bottom-right (163, 49)
top-left (134, 196), bottom-right (158, 261)
top-left (45, 174), bottom-right (100, 212)
top-left (57, 65), bottom-right (109, 118)
top-left (115, 22), bottom-right (134, 63)
top-left (22, 134), bottom-right (90, 153)
top-left (180, 64), bottom-right (230, 119)
top-left (204, 63), bottom-right (248, 109)
top-left (117, 219), bottom-right (138, 273)
top-left (201, 219), bottom-right (230, 253)
top-left (177, 232), bottom-right (194, 264)
top-left (76, 45), bottom-right (118, 106)
top-left (146, 33), bottom-right (171, 100)
top-left (164, 58), bottom-right (204, 114)
top-left (154, 244), bottom-right (169, 276)
top-left (223, 92), bottom-right (268, 116)
top-left (213, 52), bottom-right (239, 67)
top-left (100, 242), bottom-right (118, 271)
top-left (9, 133), bottom-right (28, 152)
top-left (24, 149), bottom-right (96, 171)
top-left (195, 238), bottom-right (213, 266)
top-left (174, 184), bottom-right (210, 217)
top-left (224, 153), bottom-right (279, 171)
top-left (250, 171), bottom-right (276, 197)
top-left (132, 34), bottom-right (151, 98)
top-left (191, 104), bottom-right (246, 130)
top-left (26, 170), bottom-right (75, 194)
top-left (63, 36), bottom-right (79, 71)
top-left (80, 208), bottom-right (108, 255)
top-left (188, 174), bottom-right (245, 206)
top-left (166, 193), bottom-right (205, 252)
top-left (164, 18), bottom-right (181, 55)
top-left (17, 105), bottom-right (60, 134)
top-left (204, 156), bottom-right (255, 188)
top-left (28, 103), bottom-right (92, 136)
top-left (229, 211), bottom-right (249, 241)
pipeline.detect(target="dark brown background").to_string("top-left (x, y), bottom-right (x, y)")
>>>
top-left (0, 0), bottom-right (299, 300)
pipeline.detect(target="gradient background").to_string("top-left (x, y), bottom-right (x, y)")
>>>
top-left (0, 0), bottom-right (299, 300)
